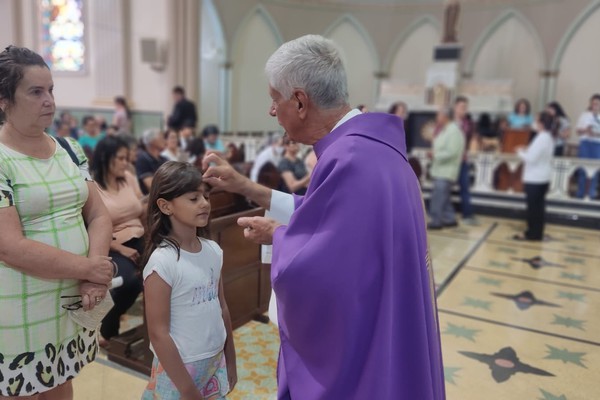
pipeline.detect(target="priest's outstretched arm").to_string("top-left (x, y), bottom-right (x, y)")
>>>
top-left (202, 153), bottom-right (296, 243)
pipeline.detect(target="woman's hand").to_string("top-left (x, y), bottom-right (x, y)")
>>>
top-left (180, 388), bottom-right (203, 400)
top-left (79, 281), bottom-right (109, 311)
top-left (237, 216), bottom-right (281, 245)
top-left (84, 255), bottom-right (114, 285)
top-left (118, 245), bottom-right (140, 263)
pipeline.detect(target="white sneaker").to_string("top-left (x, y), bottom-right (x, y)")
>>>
top-left (462, 217), bottom-right (480, 226)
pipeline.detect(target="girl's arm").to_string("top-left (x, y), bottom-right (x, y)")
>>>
top-left (145, 272), bottom-right (203, 399)
top-left (219, 276), bottom-right (237, 392)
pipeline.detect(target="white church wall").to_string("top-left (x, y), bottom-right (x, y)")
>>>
top-left (554, 4), bottom-right (600, 123)
top-left (325, 16), bottom-right (378, 109)
top-left (230, 6), bottom-right (281, 132)
top-left (470, 14), bottom-right (544, 113)
top-left (199, 0), bottom-right (226, 130)
top-left (128, 0), bottom-right (173, 116)
top-left (0, 0), bottom-right (17, 47)
top-left (388, 20), bottom-right (439, 86)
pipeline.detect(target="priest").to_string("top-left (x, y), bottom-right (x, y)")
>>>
top-left (203, 34), bottom-right (445, 400)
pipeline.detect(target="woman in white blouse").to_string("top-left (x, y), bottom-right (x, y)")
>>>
top-left (514, 111), bottom-right (556, 241)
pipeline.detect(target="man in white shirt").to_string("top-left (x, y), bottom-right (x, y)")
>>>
top-left (250, 132), bottom-right (284, 182)
top-left (575, 94), bottom-right (600, 199)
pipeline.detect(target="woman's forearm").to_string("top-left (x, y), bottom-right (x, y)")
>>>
top-left (1, 238), bottom-right (92, 281)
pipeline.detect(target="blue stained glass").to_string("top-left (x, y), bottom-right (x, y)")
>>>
top-left (40, 0), bottom-right (85, 72)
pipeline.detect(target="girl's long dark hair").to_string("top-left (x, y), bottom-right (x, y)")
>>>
top-left (141, 161), bottom-right (211, 267)
top-left (538, 110), bottom-right (558, 137)
top-left (90, 136), bottom-right (129, 189)
top-left (115, 96), bottom-right (132, 119)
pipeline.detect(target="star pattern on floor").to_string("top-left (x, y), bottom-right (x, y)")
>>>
top-left (476, 276), bottom-right (503, 287)
top-left (462, 297), bottom-right (492, 311)
top-left (562, 256), bottom-right (585, 265)
top-left (538, 388), bottom-right (568, 400)
top-left (556, 291), bottom-right (586, 303)
top-left (444, 366), bottom-right (461, 385)
top-left (559, 272), bottom-right (585, 282)
top-left (497, 246), bottom-right (518, 254)
top-left (488, 260), bottom-right (511, 269)
top-left (550, 314), bottom-right (586, 331)
top-left (544, 345), bottom-right (587, 368)
top-left (443, 323), bottom-right (481, 342)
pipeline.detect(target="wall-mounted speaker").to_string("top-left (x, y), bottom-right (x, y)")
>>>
top-left (140, 38), bottom-right (167, 71)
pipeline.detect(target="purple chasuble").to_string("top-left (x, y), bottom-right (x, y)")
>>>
top-left (271, 112), bottom-right (445, 399)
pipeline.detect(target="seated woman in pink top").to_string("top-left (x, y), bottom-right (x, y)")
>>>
top-left (91, 136), bottom-right (145, 343)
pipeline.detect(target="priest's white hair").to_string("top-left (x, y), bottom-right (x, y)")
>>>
top-left (265, 34), bottom-right (349, 110)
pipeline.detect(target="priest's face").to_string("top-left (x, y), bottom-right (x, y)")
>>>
top-left (269, 86), bottom-right (304, 142)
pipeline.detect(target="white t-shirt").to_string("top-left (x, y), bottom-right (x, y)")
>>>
top-left (250, 146), bottom-right (282, 182)
top-left (576, 111), bottom-right (600, 143)
top-left (143, 238), bottom-right (226, 363)
top-left (517, 130), bottom-right (554, 183)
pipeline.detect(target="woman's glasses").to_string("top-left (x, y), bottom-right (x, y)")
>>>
top-left (61, 295), bottom-right (83, 310)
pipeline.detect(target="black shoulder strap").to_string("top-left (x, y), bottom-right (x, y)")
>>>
top-left (55, 136), bottom-right (81, 166)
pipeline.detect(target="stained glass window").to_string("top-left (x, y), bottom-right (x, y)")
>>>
top-left (40, 0), bottom-right (85, 72)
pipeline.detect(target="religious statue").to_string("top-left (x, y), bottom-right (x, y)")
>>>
top-left (443, 0), bottom-right (461, 43)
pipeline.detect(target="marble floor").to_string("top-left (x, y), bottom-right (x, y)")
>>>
top-left (72, 217), bottom-right (599, 399)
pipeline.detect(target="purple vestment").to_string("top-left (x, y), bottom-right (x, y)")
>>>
top-left (271, 112), bottom-right (445, 399)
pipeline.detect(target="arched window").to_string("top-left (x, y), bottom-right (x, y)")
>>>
top-left (40, 0), bottom-right (85, 72)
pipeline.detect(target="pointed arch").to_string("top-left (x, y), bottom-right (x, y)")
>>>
top-left (551, 0), bottom-right (600, 71)
top-left (230, 4), bottom-right (284, 61)
top-left (323, 13), bottom-right (380, 70)
top-left (383, 15), bottom-right (440, 73)
top-left (323, 13), bottom-right (379, 106)
top-left (199, 0), bottom-right (227, 129)
top-left (229, 4), bottom-right (282, 131)
top-left (464, 8), bottom-right (546, 74)
top-left (201, 0), bottom-right (226, 61)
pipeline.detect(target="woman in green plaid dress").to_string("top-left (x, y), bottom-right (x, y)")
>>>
top-left (0, 47), bottom-right (114, 399)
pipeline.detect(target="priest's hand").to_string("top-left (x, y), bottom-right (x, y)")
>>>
top-left (202, 153), bottom-right (248, 194)
top-left (238, 216), bottom-right (281, 245)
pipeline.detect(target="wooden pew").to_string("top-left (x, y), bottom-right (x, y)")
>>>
top-left (106, 191), bottom-right (269, 375)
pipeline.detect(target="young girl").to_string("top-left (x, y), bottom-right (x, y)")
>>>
top-left (142, 161), bottom-right (236, 399)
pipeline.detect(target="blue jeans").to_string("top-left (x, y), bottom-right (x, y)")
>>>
top-left (429, 178), bottom-right (456, 226)
top-left (576, 139), bottom-right (600, 199)
top-left (458, 161), bottom-right (473, 218)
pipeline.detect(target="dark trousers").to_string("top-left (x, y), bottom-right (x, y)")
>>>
top-left (458, 161), bottom-right (473, 218)
top-left (101, 237), bottom-right (144, 339)
top-left (524, 183), bottom-right (549, 241)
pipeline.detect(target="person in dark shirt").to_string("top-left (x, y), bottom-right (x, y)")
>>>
top-left (167, 86), bottom-right (197, 130)
top-left (136, 128), bottom-right (167, 194)
top-left (278, 136), bottom-right (310, 195)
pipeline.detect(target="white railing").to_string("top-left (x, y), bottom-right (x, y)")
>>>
top-left (410, 148), bottom-right (600, 205)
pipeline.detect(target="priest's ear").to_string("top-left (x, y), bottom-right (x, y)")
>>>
top-left (293, 89), bottom-right (309, 119)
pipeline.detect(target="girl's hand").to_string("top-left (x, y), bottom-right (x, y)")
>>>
top-left (227, 358), bottom-right (238, 392)
top-left (180, 390), bottom-right (203, 400)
